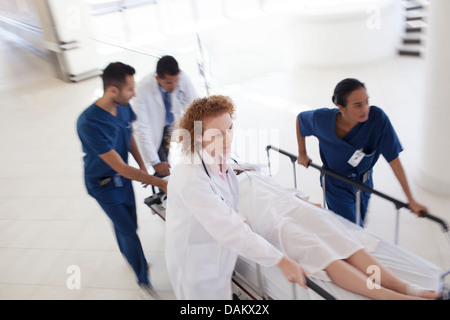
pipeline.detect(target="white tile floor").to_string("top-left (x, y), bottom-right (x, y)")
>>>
top-left (1, 3), bottom-right (449, 300)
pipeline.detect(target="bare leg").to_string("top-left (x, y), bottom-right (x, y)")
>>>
top-left (325, 259), bottom-right (422, 300)
top-left (344, 249), bottom-right (439, 299)
top-left (345, 249), bottom-right (407, 294)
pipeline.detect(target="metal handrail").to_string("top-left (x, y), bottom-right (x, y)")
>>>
top-left (265, 145), bottom-right (449, 233)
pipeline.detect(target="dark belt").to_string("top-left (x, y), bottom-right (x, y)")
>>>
top-left (97, 177), bottom-right (112, 187)
top-left (97, 174), bottom-right (123, 187)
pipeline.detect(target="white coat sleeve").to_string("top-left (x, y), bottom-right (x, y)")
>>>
top-left (131, 86), bottom-right (160, 166)
top-left (179, 171), bottom-right (284, 267)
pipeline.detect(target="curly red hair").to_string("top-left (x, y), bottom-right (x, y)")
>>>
top-left (175, 95), bottom-right (235, 153)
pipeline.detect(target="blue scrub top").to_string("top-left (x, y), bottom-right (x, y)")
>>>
top-left (298, 106), bottom-right (403, 183)
top-left (77, 103), bottom-right (136, 182)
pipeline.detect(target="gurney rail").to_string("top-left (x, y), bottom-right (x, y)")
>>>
top-left (305, 278), bottom-right (336, 300)
top-left (265, 145), bottom-right (449, 233)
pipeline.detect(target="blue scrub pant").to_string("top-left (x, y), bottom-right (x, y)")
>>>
top-left (86, 177), bottom-right (149, 285)
top-left (323, 176), bottom-right (372, 227)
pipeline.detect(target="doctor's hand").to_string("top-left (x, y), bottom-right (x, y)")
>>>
top-left (153, 178), bottom-right (168, 195)
top-left (277, 256), bottom-right (309, 289)
top-left (160, 179), bottom-right (168, 195)
top-left (139, 167), bottom-right (150, 188)
top-left (408, 199), bottom-right (429, 218)
top-left (297, 153), bottom-right (311, 168)
top-left (154, 162), bottom-right (171, 177)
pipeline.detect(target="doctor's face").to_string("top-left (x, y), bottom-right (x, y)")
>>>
top-left (202, 112), bottom-right (234, 159)
top-left (112, 74), bottom-right (136, 106)
top-left (339, 87), bottom-right (370, 123)
top-left (156, 73), bottom-right (179, 93)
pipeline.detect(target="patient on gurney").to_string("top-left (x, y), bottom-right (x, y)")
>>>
top-left (237, 172), bottom-right (439, 300)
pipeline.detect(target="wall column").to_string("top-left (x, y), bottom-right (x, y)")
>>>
top-left (417, 0), bottom-right (450, 195)
top-left (36, 0), bottom-right (100, 82)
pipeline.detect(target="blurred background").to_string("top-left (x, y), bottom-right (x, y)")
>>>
top-left (0, 0), bottom-right (449, 299)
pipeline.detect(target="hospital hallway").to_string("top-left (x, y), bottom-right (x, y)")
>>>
top-left (1, 0), bottom-right (450, 300)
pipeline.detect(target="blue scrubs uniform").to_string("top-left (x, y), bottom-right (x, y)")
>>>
top-left (298, 106), bottom-right (403, 226)
top-left (77, 103), bottom-right (149, 285)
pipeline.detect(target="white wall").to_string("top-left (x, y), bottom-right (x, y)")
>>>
top-left (417, 0), bottom-right (450, 195)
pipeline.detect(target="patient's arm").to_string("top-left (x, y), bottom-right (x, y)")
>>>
top-left (310, 202), bottom-right (322, 208)
top-left (297, 196), bottom-right (322, 208)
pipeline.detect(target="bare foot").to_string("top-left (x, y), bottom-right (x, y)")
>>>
top-left (420, 290), bottom-right (441, 300)
top-left (406, 284), bottom-right (440, 299)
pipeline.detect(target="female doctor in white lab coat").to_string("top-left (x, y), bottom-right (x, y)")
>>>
top-left (165, 95), bottom-right (308, 300)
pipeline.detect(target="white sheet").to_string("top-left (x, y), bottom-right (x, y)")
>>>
top-left (237, 172), bottom-right (379, 281)
top-left (234, 172), bottom-right (442, 299)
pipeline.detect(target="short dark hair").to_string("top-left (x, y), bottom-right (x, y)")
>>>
top-left (102, 62), bottom-right (135, 91)
top-left (332, 78), bottom-right (366, 107)
top-left (156, 55), bottom-right (180, 78)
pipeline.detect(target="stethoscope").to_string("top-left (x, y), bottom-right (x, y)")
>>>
top-left (160, 87), bottom-right (187, 108)
top-left (197, 150), bottom-right (252, 203)
top-left (170, 88), bottom-right (187, 106)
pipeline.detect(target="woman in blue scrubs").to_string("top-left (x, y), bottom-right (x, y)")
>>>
top-left (77, 62), bottom-right (167, 298)
top-left (296, 78), bottom-right (427, 226)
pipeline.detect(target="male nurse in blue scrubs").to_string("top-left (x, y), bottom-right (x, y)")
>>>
top-left (296, 78), bottom-right (428, 226)
top-left (77, 62), bottom-right (167, 298)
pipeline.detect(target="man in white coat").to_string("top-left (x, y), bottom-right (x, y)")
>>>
top-left (131, 55), bottom-right (199, 176)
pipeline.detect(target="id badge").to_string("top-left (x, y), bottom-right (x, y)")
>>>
top-left (348, 149), bottom-right (366, 167)
top-left (113, 174), bottom-right (123, 187)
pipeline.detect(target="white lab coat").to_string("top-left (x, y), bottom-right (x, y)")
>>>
top-left (165, 152), bottom-right (283, 300)
top-left (131, 71), bottom-right (199, 166)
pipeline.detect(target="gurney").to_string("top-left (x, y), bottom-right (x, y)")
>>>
top-left (144, 151), bottom-right (449, 300)
top-left (144, 171), bottom-right (340, 300)
top-left (244, 145), bottom-right (448, 300)
top-left (231, 171), bottom-right (443, 300)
